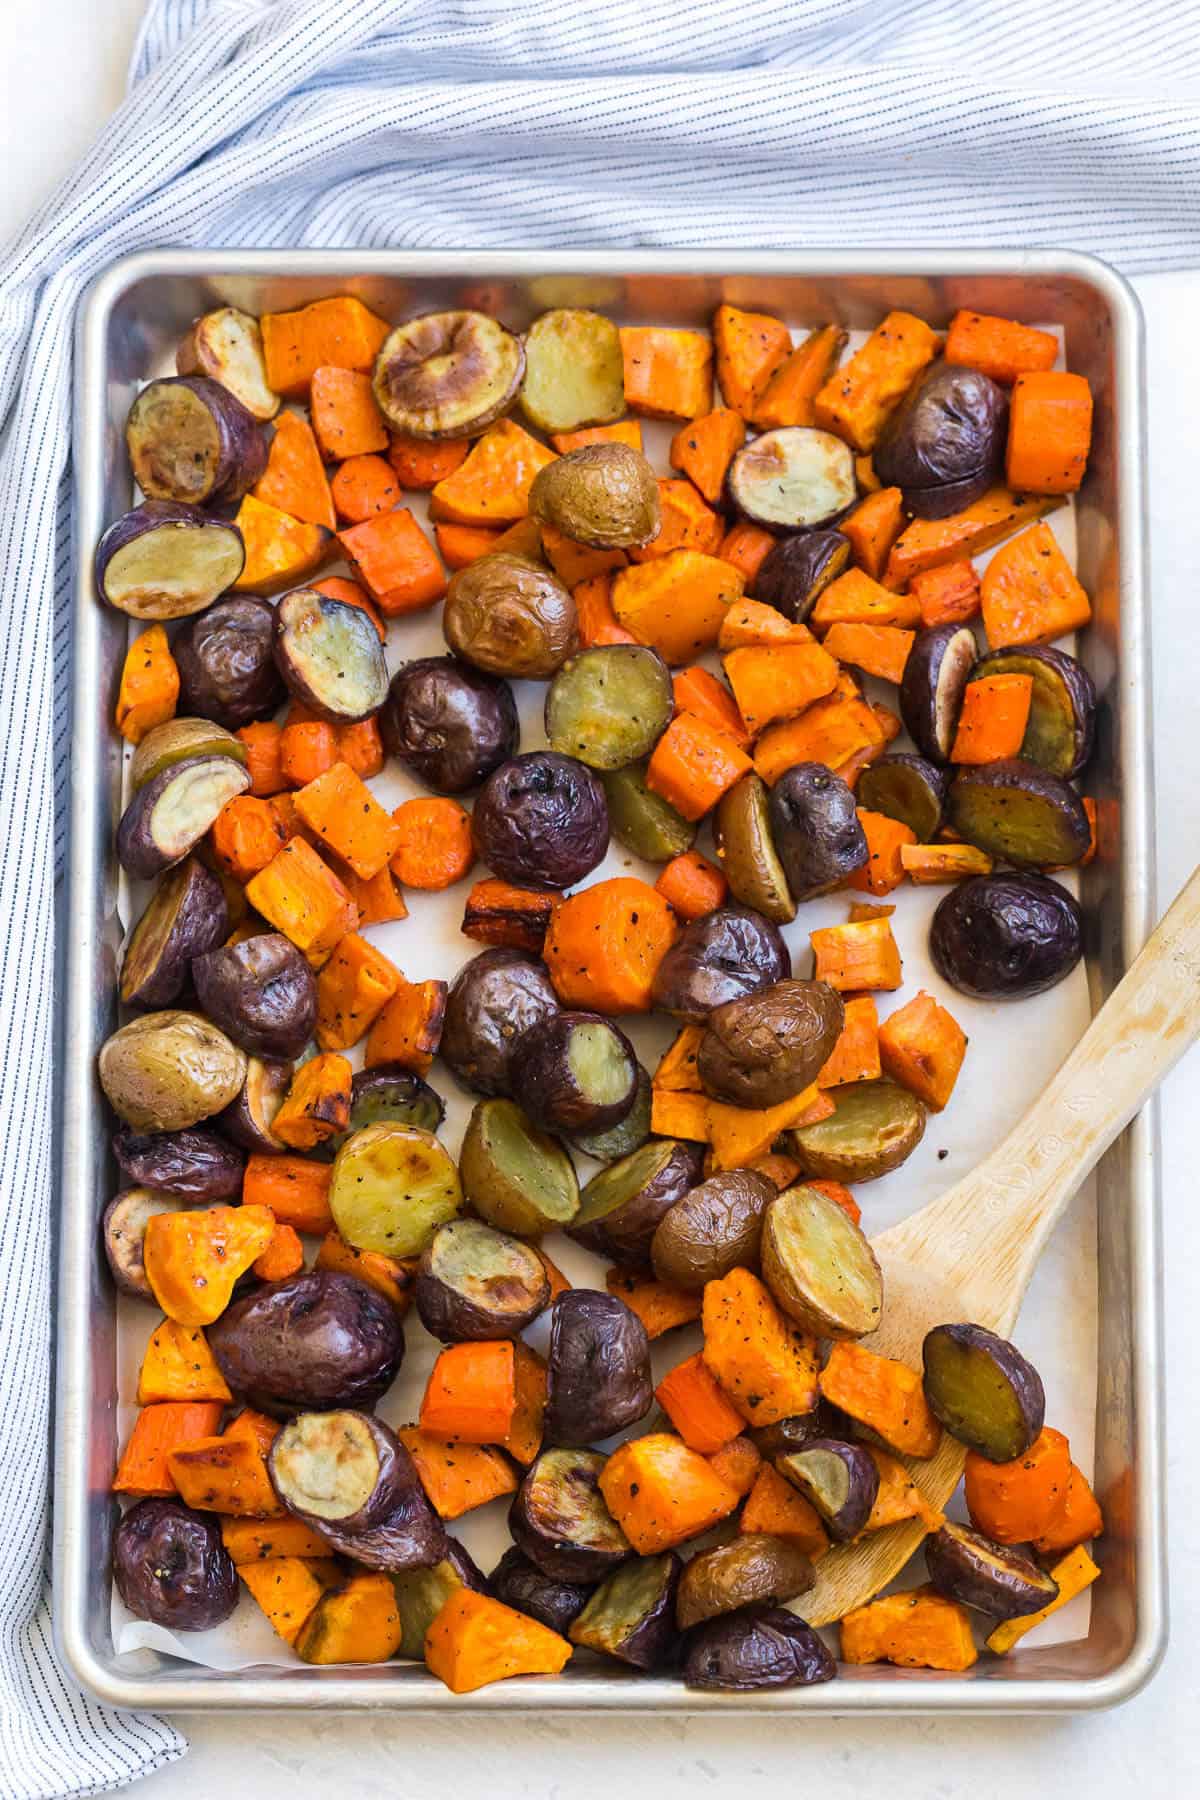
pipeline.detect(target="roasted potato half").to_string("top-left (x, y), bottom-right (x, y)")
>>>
top-left (520, 308), bottom-right (626, 435)
top-left (372, 310), bottom-right (524, 438)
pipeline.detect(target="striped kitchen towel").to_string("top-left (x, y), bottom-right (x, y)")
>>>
top-left (2, 0), bottom-right (1199, 1792)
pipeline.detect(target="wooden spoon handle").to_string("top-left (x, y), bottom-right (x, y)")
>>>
top-left (924, 861), bottom-right (1200, 1299)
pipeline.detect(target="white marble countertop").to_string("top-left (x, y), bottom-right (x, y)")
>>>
top-left (8, 1), bottom-right (1198, 1792)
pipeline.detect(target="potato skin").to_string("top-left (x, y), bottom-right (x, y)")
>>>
top-left (921, 1322), bottom-right (1045, 1461)
top-left (925, 1520), bottom-right (1059, 1619)
top-left (929, 874), bottom-right (1083, 1000)
top-left (443, 553), bottom-right (578, 680)
top-left (509, 1446), bottom-right (632, 1583)
top-left (683, 1607), bottom-right (836, 1691)
top-left (112, 1124), bottom-right (245, 1200)
top-left (755, 531), bottom-right (851, 624)
top-left (102, 1188), bottom-right (189, 1300)
top-left (697, 979), bottom-right (844, 1107)
top-left (471, 753), bottom-right (609, 890)
top-left (217, 1056), bottom-right (293, 1153)
top-left (675, 1534), bottom-right (815, 1629)
top-left (120, 856), bottom-right (229, 1010)
top-left (269, 1411), bottom-right (446, 1573)
top-left (193, 932), bottom-right (317, 1061)
top-left (414, 1218), bottom-right (550, 1343)
top-left (650, 906), bottom-right (790, 1022)
top-left (529, 444), bottom-right (660, 549)
top-left (209, 1270), bottom-right (405, 1418)
top-left (113, 1498), bottom-right (238, 1631)
top-left (125, 375), bottom-right (268, 508)
top-left (511, 1010), bottom-right (638, 1136)
top-left (174, 595), bottom-right (285, 730)
top-left (651, 1170), bottom-right (775, 1292)
top-left (490, 1546), bottom-right (593, 1635)
top-left (568, 1137), bottom-right (705, 1264)
top-left (380, 656), bottom-right (519, 794)
top-left (95, 501), bottom-right (246, 621)
top-left (544, 1290), bottom-right (653, 1447)
top-left (99, 1010), bottom-right (247, 1132)
top-left (767, 764), bottom-right (867, 901)
top-left (899, 624), bottom-right (978, 765)
top-left (875, 364), bottom-right (1007, 519)
top-left (439, 948), bottom-right (560, 1097)
top-left (372, 310), bottom-right (524, 438)
top-left (789, 1079), bottom-right (926, 1183)
top-left (117, 755), bottom-right (251, 880)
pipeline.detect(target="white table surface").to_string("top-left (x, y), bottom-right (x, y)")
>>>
top-left (8, 1), bottom-right (1199, 1793)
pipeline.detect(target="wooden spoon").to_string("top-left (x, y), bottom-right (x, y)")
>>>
top-left (799, 863), bottom-right (1200, 1628)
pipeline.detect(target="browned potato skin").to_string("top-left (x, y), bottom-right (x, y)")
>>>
top-left (529, 444), bottom-right (660, 549)
top-left (697, 980), bottom-right (844, 1108)
top-left (650, 1170), bottom-right (775, 1292)
top-left (675, 1534), bottom-right (815, 1629)
top-left (372, 311), bottom-right (524, 439)
top-left (443, 553), bottom-right (578, 680)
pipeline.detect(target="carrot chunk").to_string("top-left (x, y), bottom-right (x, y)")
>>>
top-left (208, 794), bottom-right (287, 884)
top-left (839, 488), bottom-right (906, 581)
top-left (388, 433), bottom-right (470, 490)
top-left (810, 917), bottom-right (902, 992)
top-left (390, 798), bottom-right (474, 890)
top-left (461, 878), bottom-right (554, 952)
top-left (314, 1232), bottom-right (416, 1313)
top-left (398, 1427), bottom-right (517, 1519)
top-left (645, 713), bottom-right (752, 821)
top-left (420, 1341), bottom-right (517, 1444)
top-left (272, 1053), bottom-right (352, 1151)
top-left (338, 508), bottom-right (446, 616)
top-left (654, 850), bottom-right (728, 921)
top-left (848, 809), bottom-right (917, 897)
top-left (433, 521), bottom-right (502, 570)
top-left (884, 489), bottom-right (1061, 590)
top-left (944, 311), bottom-right (1058, 386)
top-left (543, 878), bottom-right (678, 1013)
top-left (252, 1222), bottom-right (305, 1283)
top-left (818, 994), bottom-right (881, 1090)
top-left (315, 931), bottom-right (402, 1051)
top-left (572, 571), bottom-right (637, 647)
top-left (655, 1352), bottom-right (745, 1454)
top-left (237, 719), bottom-right (287, 797)
top-left (1006, 370), bottom-right (1093, 494)
top-left (951, 674), bottom-right (1034, 764)
top-left (672, 665), bottom-right (752, 748)
top-left (716, 521), bottom-right (777, 592)
top-left (363, 976), bottom-right (446, 1073)
top-left (604, 1267), bottom-right (702, 1337)
top-left (751, 324), bottom-right (847, 430)
top-left (330, 452), bottom-right (402, 524)
top-left (706, 1435), bottom-right (763, 1499)
top-left (900, 842), bottom-right (995, 884)
top-left (243, 1155), bottom-right (333, 1235)
top-left (550, 420), bottom-right (643, 454)
top-left (878, 989), bottom-right (967, 1111)
top-left (425, 1589), bottom-right (571, 1692)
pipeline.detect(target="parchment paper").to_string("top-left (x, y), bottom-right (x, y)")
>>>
top-left (113, 329), bottom-right (1098, 1669)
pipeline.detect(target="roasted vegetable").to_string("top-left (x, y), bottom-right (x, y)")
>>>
top-left (767, 763), bottom-right (867, 901)
top-left (120, 857), bottom-right (228, 1009)
top-left (328, 1064), bottom-right (445, 1149)
top-left (489, 1546), bottom-right (592, 1636)
top-left (712, 773), bottom-right (795, 924)
top-left (570, 1552), bottom-right (681, 1669)
top-left (569, 1137), bottom-right (704, 1264)
top-left (925, 1520), bottom-right (1059, 1619)
top-left (520, 308), bottom-right (626, 435)
top-left (95, 501), bottom-right (246, 621)
top-left (112, 1124), bottom-right (244, 1201)
top-left (789, 1079), bottom-right (925, 1183)
top-left (748, 1402), bottom-right (841, 1461)
top-left (472, 752), bottom-right (608, 890)
top-left (509, 1447), bottom-right (632, 1582)
top-left (776, 1438), bottom-right (879, 1541)
top-left (875, 363), bottom-right (1008, 518)
top-left (458, 1097), bottom-right (580, 1237)
top-left (856, 753), bottom-right (948, 842)
top-left (530, 443), bottom-right (660, 549)
top-left (174, 595), bottom-right (285, 730)
top-left (600, 762), bottom-right (697, 862)
top-left (176, 306), bottom-right (279, 420)
top-left (754, 530), bottom-right (852, 623)
top-left (568, 1064), bottom-right (653, 1163)
top-left (929, 873), bottom-right (1084, 999)
top-left (102, 1187), bottom-right (188, 1300)
top-left (112, 1497), bottom-right (239, 1631)
top-left (193, 933), bottom-right (316, 1060)
top-left (972, 644), bottom-right (1096, 780)
top-left (683, 1605), bottom-right (836, 1691)
top-left (599, 1432), bottom-right (741, 1552)
top-left (512, 1010), bottom-right (638, 1137)
top-left (675, 1534), bottom-right (815, 1628)
top-left (379, 656), bottom-right (518, 794)
top-left (440, 949), bottom-right (560, 1098)
top-left (947, 758), bottom-right (1092, 868)
top-left (126, 375), bottom-right (268, 507)
top-left (650, 1170), bottom-right (775, 1292)
top-left (900, 624), bottom-right (978, 764)
top-left (840, 1585), bottom-right (977, 1671)
top-left (728, 428), bottom-right (856, 529)
top-left (545, 645), bottom-right (673, 770)
top-left (544, 1290), bottom-right (653, 1447)
top-left (760, 1183), bottom-right (883, 1338)
top-left (99, 1010), bottom-right (247, 1133)
top-left (372, 310), bottom-right (524, 438)
top-left (209, 1270), bottom-right (405, 1417)
top-left (130, 716), bottom-right (246, 790)
top-left (269, 1410), bottom-right (445, 1571)
top-left (443, 552), bottom-right (578, 681)
top-left (272, 587), bottom-right (388, 725)
top-left (414, 1218), bottom-right (550, 1342)
top-left (393, 1542), bottom-right (491, 1659)
top-left (650, 906), bottom-right (789, 1022)
top-left (922, 1322), bottom-right (1045, 1461)
top-left (697, 979), bottom-right (844, 1108)
top-left (218, 1056), bottom-right (292, 1152)
top-left (329, 1123), bottom-right (462, 1257)
top-left (117, 753), bottom-right (251, 881)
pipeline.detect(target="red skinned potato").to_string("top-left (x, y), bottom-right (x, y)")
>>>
top-left (112, 1124), bottom-right (244, 1201)
top-left (683, 1606), bottom-right (835, 1691)
top-left (174, 596), bottom-right (285, 730)
top-left (95, 501), bottom-right (245, 621)
top-left (176, 307), bottom-right (280, 421)
top-left (113, 1498), bottom-right (239, 1631)
top-left (544, 1290), bottom-right (653, 1447)
top-left (439, 948), bottom-right (561, 1099)
top-left (414, 1218), bottom-right (550, 1343)
top-left (209, 1270), bottom-right (406, 1418)
top-left (218, 1056), bottom-right (293, 1154)
top-left (380, 657), bottom-right (519, 795)
top-left (509, 1446), bottom-right (633, 1582)
top-left (270, 1410), bottom-right (446, 1572)
top-left (126, 376), bottom-right (269, 507)
top-left (510, 1010), bottom-right (639, 1137)
top-left (193, 933), bottom-right (317, 1061)
top-left (569, 1137), bottom-right (705, 1264)
top-left (120, 857), bottom-right (229, 1010)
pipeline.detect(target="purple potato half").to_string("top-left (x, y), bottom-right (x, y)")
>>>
top-left (767, 764), bottom-right (868, 901)
top-left (569, 1137), bottom-right (705, 1265)
top-left (272, 587), bottom-right (389, 724)
top-left (856, 754), bottom-right (949, 843)
top-left (116, 755), bottom-right (250, 880)
top-left (472, 752), bottom-right (609, 890)
top-left (112, 1124), bottom-right (244, 1200)
top-left (489, 1546), bottom-right (593, 1636)
top-left (95, 501), bottom-right (245, 620)
top-left (728, 428), bottom-right (856, 530)
top-left (126, 375), bottom-right (268, 507)
top-left (875, 364), bottom-right (1008, 519)
top-left (510, 1010), bottom-right (638, 1137)
top-left (269, 1410), bottom-right (446, 1573)
top-left (414, 1218), bottom-right (550, 1343)
top-left (113, 1498), bottom-right (239, 1631)
top-left (948, 761), bottom-right (1092, 869)
top-left (544, 1289), bottom-right (653, 1447)
top-left (569, 1551), bottom-right (682, 1669)
top-left (176, 307), bottom-right (280, 421)
top-left (650, 906), bottom-right (790, 1022)
top-left (922, 1322), bottom-right (1045, 1462)
top-left (682, 1605), bottom-right (836, 1691)
top-left (776, 1439), bottom-right (880, 1541)
top-left (120, 856), bottom-right (229, 1010)
top-left (209, 1270), bottom-right (405, 1418)
top-left (193, 932), bottom-right (317, 1061)
top-left (174, 595), bottom-right (286, 730)
top-left (439, 948), bottom-right (560, 1098)
top-left (899, 624), bottom-right (978, 764)
top-left (755, 530), bottom-right (852, 624)
top-left (929, 873), bottom-right (1084, 1000)
top-left (102, 1187), bottom-right (190, 1300)
top-left (509, 1447), bottom-right (633, 1583)
top-left (380, 656), bottom-right (519, 794)
top-left (925, 1520), bottom-right (1060, 1619)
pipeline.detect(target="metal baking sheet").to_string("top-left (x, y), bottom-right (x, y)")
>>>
top-left (57, 250), bottom-right (1163, 1712)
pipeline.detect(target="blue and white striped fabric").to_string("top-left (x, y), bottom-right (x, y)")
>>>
top-left (1, 0), bottom-right (1198, 1791)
